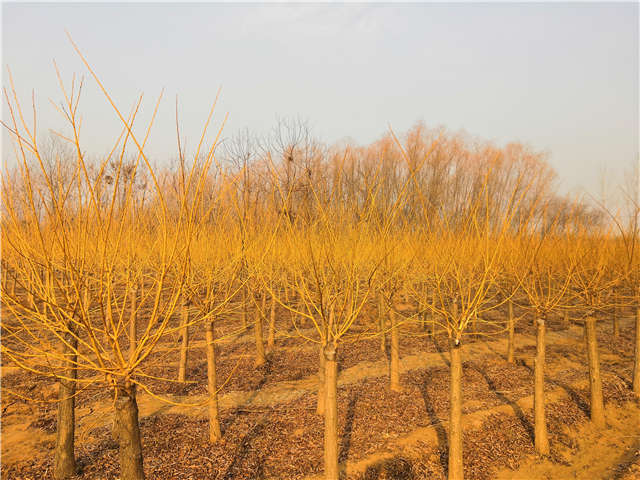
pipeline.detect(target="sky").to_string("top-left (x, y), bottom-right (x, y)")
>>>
top-left (2, 2), bottom-right (638, 206)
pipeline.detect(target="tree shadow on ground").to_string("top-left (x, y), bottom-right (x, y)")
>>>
top-left (219, 415), bottom-right (267, 480)
top-left (470, 362), bottom-right (535, 445)
top-left (360, 456), bottom-right (416, 480)
top-left (339, 390), bottom-right (359, 463)
top-left (419, 385), bottom-right (448, 472)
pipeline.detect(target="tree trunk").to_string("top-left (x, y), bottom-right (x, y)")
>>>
top-left (254, 294), bottom-right (266, 367)
top-left (323, 343), bottom-right (339, 480)
top-left (114, 382), bottom-right (145, 480)
top-left (10, 269), bottom-right (16, 297)
top-left (178, 298), bottom-right (189, 383)
top-left (242, 285), bottom-right (248, 330)
top-left (390, 308), bottom-right (401, 392)
top-left (205, 320), bottom-right (222, 442)
top-left (129, 283), bottom-right (138, 363)
top-left (534, 317), bottom-right (550, 455)
top-left (54, 325), bottom-right (77, 479)
top-left (378, 293), bottom-right (386, 353)
top-left (632, 304), bottom-right (640, 398)
top-left (448, 338), bottom-right (464, 480)
top-left (267, 292), bottom-right (276, 350)
top-left (317, 338), bottom-right (327, 415)
top-left (507, 300), bottom-right (515, 364)
top-left (584, 316), bottom-right (605, 427)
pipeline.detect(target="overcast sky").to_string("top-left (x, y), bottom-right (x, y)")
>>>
top-left (2, 2), bottom-right (638, 205)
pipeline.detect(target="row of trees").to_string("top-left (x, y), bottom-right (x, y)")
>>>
top-left (2, 55), bottom-right (639, 480)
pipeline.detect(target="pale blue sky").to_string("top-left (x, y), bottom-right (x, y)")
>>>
top-left (2, 2), bottom-right (638, 203)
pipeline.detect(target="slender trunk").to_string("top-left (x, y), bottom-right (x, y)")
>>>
top-left (584, 316), bottom-right (605, 427)
top-left (205, 320), bottom-right (222, 442)
top-left (254, 294), bottom-right (266, 367)
top-left (54, 324), bottom-right (77, 479)
top-left (534, 317), bottom-right (550, 455)
top-left (114, 382), bottom-right (145, 480)
top-left (138, 275), bottom-right (144, 310)
top-left (129, 284), bottom-right (138, 363)
top-left (390, 308), bottom-right (401, 392)
top-left (378, 293), bottom-right (386, 354)
top-left (317, 342), bottom-right (326, 415)
top-left (507, 300), bottom-right (515, 364)
top-left (178, 298), bottom-right (189, 383)
top-left (27, 270), bottom-right (35, 309)
top-left (448, 338), bottom-right (464, 480)
top-left (10, 269), bottom-right (16, 297)
top-left (242, 285), bottom-right (249, 330)
top-left (323, 343), bottom-right (339, 480)
top-left (632, 304), bottom-right (640, 398)
top-left (267, 293), bottom-right (276, 350)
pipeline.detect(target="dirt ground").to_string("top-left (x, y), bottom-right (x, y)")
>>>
top-left (2, 305), bottom-right (639, 480)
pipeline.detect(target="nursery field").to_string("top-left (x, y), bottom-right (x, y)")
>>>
top-left (2, 297), bottom-right (639, 480)
top-left (1, 53), bottom-right (639, 480)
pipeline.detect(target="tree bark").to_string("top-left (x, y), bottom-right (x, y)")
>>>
top-left (584, 316), bottom-right (605, 427)
top-left (178, 297), bottom-right (189, 383)
top-left (378, 293), bottom-right (386, 353)
top-left (534, 317), bottom-right (550, 455)
top-left (390, 308), bottom-right (401, 392)
top-left (242, 284), bottom-right (248, 330)
top-left (448, 338), bottom-right (464, 480)
top-left (323, 343), bottom-right (339, 480)
top-left (507, 300), bottom-right (515, 364)
top-left (205, 320), bottom-right (222, 442)
top-left (129, 283), bottom-right (138, 363)
top-left (267, 292), bottom-right (276, 350)
top-left (114, 382), bottom-right (145, 480)
top-left (254, 294), bottom-right (266, 367)
top-left (317, 342), bottom-right (326, 415)
top-left (54, 325), bottom-right (77, 479)
top-left (632, 304), bottom-right (640, 398)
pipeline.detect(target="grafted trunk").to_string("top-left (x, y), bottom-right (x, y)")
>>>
top-left (204, 320), bottom-right (222, 442)
top-left (534, 317), bottom-right (550, 455)
top-left (267, 293), bottom-right (276, 350)
top-left (390, 308), bottom-right (401, 392)
top-left (506, 300), bottom-right (515, 364)
top-left (448, 338), bottom-right (463, 480)
top-left (178, 298), bottom-right (189, 383)
top-left (254, 294), bottom-right (266, 367)
top-left (323, 343), bottom-right (339, 480)
top-left (584, 316), bottom-right (605, 427)
top-left (632, 304), bottom-right (640, 398)
top-left (114, 383), bottom-right (145, 480)
top-left (54, 325), bottom-right (77, 479)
